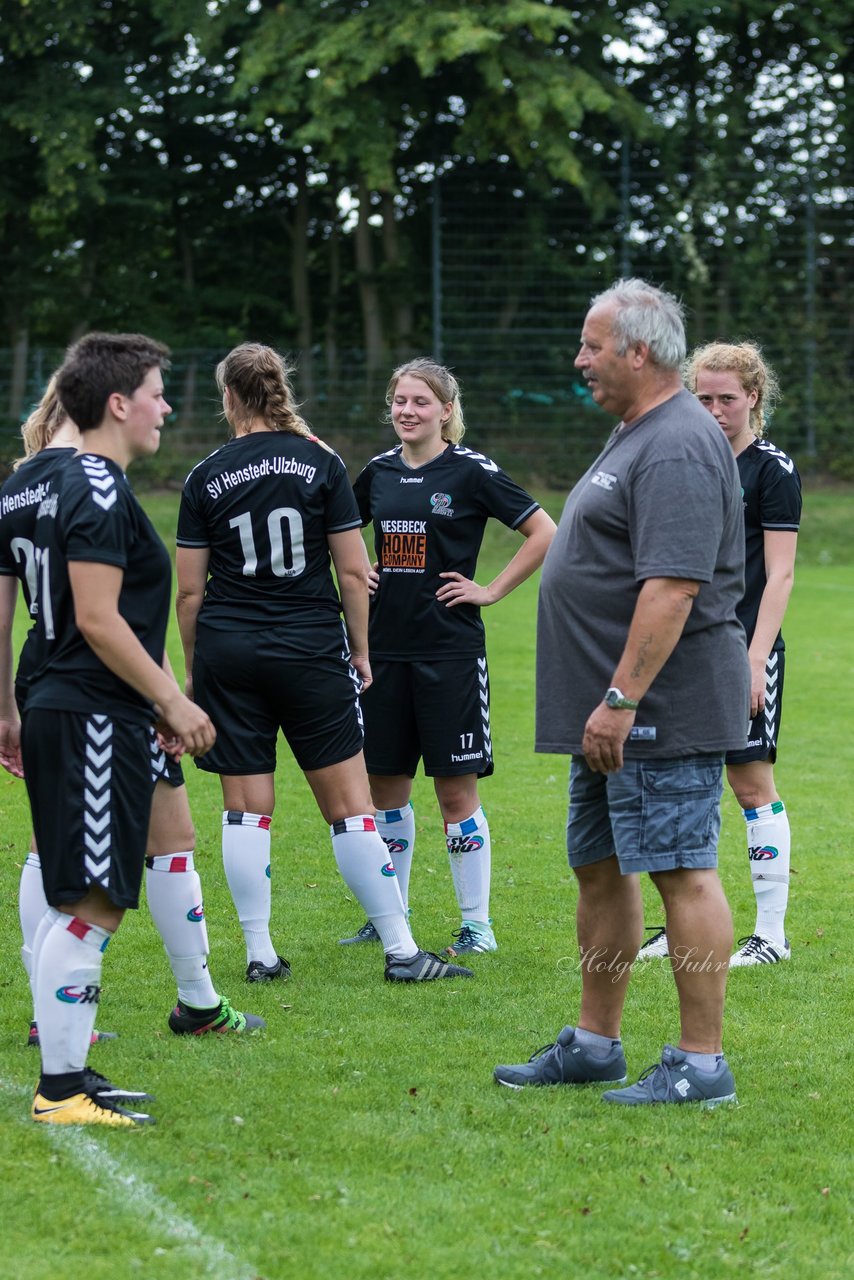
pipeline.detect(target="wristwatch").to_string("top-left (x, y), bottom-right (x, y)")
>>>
top-left (604, 687), bottom-right (639, 711)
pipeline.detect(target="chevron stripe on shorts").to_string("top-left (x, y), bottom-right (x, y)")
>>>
top-left (478, 656), bottom-right (493, 768)
top-left (83, 714), bottom-right (114, 890)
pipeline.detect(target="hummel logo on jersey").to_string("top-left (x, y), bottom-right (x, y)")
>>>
top-left (453, 446), bottom-right (499, 474)
top-left (591, 471), bottom-right (617, 491)
top-left (81, 455), bottom-right (118, 511)
top-left (400, 476), bottom-right (423, 483)
top-left (756, 440), bottom-right (795, 474)
top-left (749, 845), bottom-right (779, 860)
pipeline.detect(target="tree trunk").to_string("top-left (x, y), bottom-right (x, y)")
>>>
top-left (325, 208), bottom-right (341, 386)
top-left (8, 324), bottom-right (29, 422)
top-left (354, 181), bottom-right (385, 376)
top-left (381, 192), bottom-right (412, 357)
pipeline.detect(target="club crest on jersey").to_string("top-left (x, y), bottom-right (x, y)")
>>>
top-left (446, 835), bottom-right (484, 856)
top-left (430, 492), bottom-right (454, 518)
top-left (381, 862), bottom-right (397, 877)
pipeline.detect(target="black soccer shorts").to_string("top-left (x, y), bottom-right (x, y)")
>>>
top-left (191, 624), bottom-right (364, 775)
top-left (726, 648), bottom-right (785, 766)
top-left (361, 655), bottom-right (494, 779)
top-left (149, 728), bottom-right (185, 788)
top-left (21, 708), bottom-right (155, 910)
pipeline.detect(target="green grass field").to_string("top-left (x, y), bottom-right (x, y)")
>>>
top-left (1, 486), bottom-right (852, 1280)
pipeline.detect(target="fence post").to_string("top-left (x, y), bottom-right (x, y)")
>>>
top-left (804, 125), bottom-right (817, 460)
top-left (431, 171), bottom-right (443, 361)
top-left (620, 137), bottom-right (632, 279)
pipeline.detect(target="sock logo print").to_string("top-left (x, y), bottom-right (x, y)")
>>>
top-left (446, 835), bottom-right (484, 856)
top-left (382, 837), bottom-right (409, 855)
top-left (56, 984), bottom-right (101, 1005)
top-left (749, 845), bottom-right (779, 860)
top-left (381, 862), bottom-right (397, 877)
top-left (186, 904), bottom-right (205, 922)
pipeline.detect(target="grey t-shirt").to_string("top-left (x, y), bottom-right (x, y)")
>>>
top-left (536, 388), bottom-right (750, 757)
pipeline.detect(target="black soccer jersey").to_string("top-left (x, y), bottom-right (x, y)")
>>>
top-left (25, 453), bottom-right (172, 724)
top-left (737, 438), bottom-right (802, 649)
top-left (177, 432), bottom-right (362, 654)
top-left (353, 443), bottom-right (540, 659)
top-left (0, 448), bottom-right (77, 689)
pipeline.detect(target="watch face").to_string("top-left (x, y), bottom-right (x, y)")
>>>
top-left (606, 688), bottom-right (636, 709)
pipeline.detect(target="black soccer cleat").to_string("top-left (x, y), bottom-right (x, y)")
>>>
top-left (245, 955), bottom-right (291, 983)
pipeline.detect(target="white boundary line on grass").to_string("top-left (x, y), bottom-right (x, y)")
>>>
top-left (2, 1079), bottom-right (258, 1280)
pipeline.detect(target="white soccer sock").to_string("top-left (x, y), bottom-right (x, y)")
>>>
top-left (744, 800), bottom-right (790, 947)
top-left (145, 852), bottom-right (219, 1009)
top-left (445, 806), bottom-right (492, 924)
top-left (330, 816), bottom-right (418, 959)
top-left (19, 850), bottom-right (48, 1015)
top-left (33, 908), bottom-right (111, 1075)
top-left (374, 804), bottom-right (416, 911)
top-left (222, 811), bottom-right (278, 967)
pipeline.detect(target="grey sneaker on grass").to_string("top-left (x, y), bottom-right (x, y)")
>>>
top-left (338, 920), bottom-right (381, 945)
top-left (494, 1025), bottom-right (627, 1089)
top-left (384, 949), bottom-right (473, 982)
top-left (602, 1045), bottom-right (736, 1107)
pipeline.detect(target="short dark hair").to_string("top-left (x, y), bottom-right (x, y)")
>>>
top-left (56, 332), bottom-right (171, 430)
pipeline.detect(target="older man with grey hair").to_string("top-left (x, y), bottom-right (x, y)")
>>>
top-left (495, 279), bottom-right (750, 1106)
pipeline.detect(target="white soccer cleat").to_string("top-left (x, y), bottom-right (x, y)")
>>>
top-left (729, 934), bottom-right (791, 967)
top-left (635, 926), bottom-right (669, 960)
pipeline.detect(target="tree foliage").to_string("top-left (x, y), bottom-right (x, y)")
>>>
top-left (0, 0), bottom-right (850, 466)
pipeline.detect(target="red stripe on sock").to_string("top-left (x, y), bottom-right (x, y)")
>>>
top-left (67, 917), bottom-right (91, 942)
top-left (167, 856), bottom-right (189, 873)
top-left (258, 815), bottom-right (272, 830)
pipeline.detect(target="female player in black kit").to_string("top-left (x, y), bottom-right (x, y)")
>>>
top-left (638, 341), bottom-right (800, 968)
top-left (18, 333), bottom-right (221, 1128)
top-left (175, 343), bottom-right (470, 984)
top-left (339, 358), bottom-right (555, 957)
top-left (0, 375), bottom-right (263, 1061)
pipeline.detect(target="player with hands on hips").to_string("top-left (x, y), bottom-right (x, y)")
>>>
top-left (339, 358), bottom-right (555, 957)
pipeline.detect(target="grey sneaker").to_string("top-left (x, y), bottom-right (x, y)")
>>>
top-left (384, 949), bottom-right (473, 982)
top-left (339, 920), bottom-right (381, 945)
top-left (493, 1025), bottom-right (627, 1089)
top-left (602, 1045), bottom-right (737, 1107)
top-left (636, 926), bottom-right (669, 960)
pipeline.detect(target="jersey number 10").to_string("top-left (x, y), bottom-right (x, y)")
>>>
top-left (228, 508), bottom-right (306, 578)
